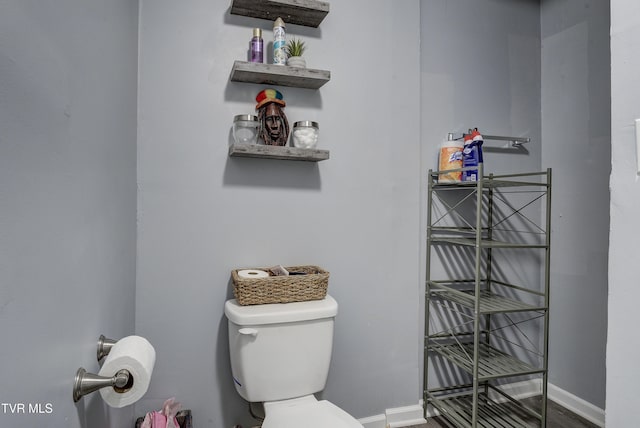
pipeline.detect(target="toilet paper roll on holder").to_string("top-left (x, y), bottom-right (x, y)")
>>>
top-left (73, 335), bottom-right (132, 402)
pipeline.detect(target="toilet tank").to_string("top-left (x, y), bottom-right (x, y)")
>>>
top-left (225, 295), bottom-right (338, 403)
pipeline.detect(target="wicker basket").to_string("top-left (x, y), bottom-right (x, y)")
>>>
top-left (231, 265), bottom-right (329, 306)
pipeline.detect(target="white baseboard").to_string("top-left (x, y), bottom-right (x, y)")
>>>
top-left (386, 400), bottom-right (427, 428)
top-left (488, 379), bottom-right (542, 402)
top-left (548, 383), bottom-right (605, 427)
top-left (359, 380), bottom-right (605, 428)
top-left (357, 414), bottom-right (386, 428)
top-left (358, 400), bottom-right (426, 428)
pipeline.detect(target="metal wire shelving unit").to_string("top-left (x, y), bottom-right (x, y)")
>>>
top-left (424, 164), bottom-right (552, 428)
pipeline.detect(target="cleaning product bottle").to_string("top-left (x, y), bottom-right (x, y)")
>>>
top-left (461, 133), bottom-right (474, 181)
top-left (249, 28), bottom-right (263, 63)
top-left (438, 133), bottom-right (463, 182)
top-left (472, 128), bottom-right (484, 163)
top-left (462, 128), bottom-right (484, 181)
top-left (273, 17), bottom-right (286, 65)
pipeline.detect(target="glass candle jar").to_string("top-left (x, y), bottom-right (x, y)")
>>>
top-left (233, 115), bottom-right (260, 145)
top-left (292, 121), bottom-right (319, 149)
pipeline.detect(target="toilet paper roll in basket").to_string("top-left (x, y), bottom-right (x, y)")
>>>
top-left (238, 269), bottom-right (269, 279)
top-left (98, 335), bottom-right (156, 408)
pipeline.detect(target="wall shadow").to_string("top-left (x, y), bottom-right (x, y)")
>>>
top-left (215, 280), bottom-right (255, 428)
top-left (223, 154), bottom-right (322, 190)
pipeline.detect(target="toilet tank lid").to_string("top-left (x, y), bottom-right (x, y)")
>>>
top-left (225, 295), bottom-right (338, 326)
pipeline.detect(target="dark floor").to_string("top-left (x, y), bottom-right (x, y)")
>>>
top-left (408, 396), bottom-right (600, 428)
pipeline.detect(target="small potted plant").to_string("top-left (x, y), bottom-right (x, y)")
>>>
top-left (286, 38), bottom-right (307, 68)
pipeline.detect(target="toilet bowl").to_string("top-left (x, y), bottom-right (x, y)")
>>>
top-left (262, 395), bottom-right (362, 428)
top-left (224, 295), bottom-right (363, 428)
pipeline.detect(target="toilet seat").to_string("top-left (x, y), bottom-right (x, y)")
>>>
top-left (262, 395), bottom-right (363, 428)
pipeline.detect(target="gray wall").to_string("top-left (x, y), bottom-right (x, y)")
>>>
top-left (421, 0), bottom-right (611, 411)
top-left (0, 1), bottom-right (615, 426)
top-left (420, 0), bottom-right (543, 390)
top-left (135, 0), bottom-right (421, 425)
top-left (0, 1), bottom-right (139, 428)
top-left (608, 0), bottom-right (640, 425)
top-left (421, 0), bottom-right (542, 170)
top-left (541, 0), bottom-right (610, 409)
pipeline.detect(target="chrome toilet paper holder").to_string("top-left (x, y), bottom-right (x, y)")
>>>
top-left (73, 367), bottom-right (132, 402)
top-left (73, 335), bottom-right (132, 402)
top-left (97, 334), bottom-right (117, 361)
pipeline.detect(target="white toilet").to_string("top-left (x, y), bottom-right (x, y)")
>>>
top-left (224, 295), bottom-right (363, 428)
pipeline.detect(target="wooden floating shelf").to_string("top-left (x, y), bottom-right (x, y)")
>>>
top-left (230, 0), bottom-right (330, 28)
top-left (230, 61), bottom-right (330, 89)
top-left (229, 143), bottom-right (329, 162)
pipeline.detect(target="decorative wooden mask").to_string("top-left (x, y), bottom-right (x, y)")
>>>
top-left (256, 89), bottom-right (290, 146)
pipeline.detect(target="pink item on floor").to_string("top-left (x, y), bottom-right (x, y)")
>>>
top-left (140, 398), bottom-right (181, 428)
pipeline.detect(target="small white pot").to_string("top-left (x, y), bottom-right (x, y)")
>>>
top-left (287, 56), bottom-right (306, 68)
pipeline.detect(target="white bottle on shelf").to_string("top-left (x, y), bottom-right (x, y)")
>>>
top-left (273, 17), bottom-right (286, 65)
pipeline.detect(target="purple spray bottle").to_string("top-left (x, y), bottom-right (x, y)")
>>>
top-left (250, 28), bottom-right (263, 63)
